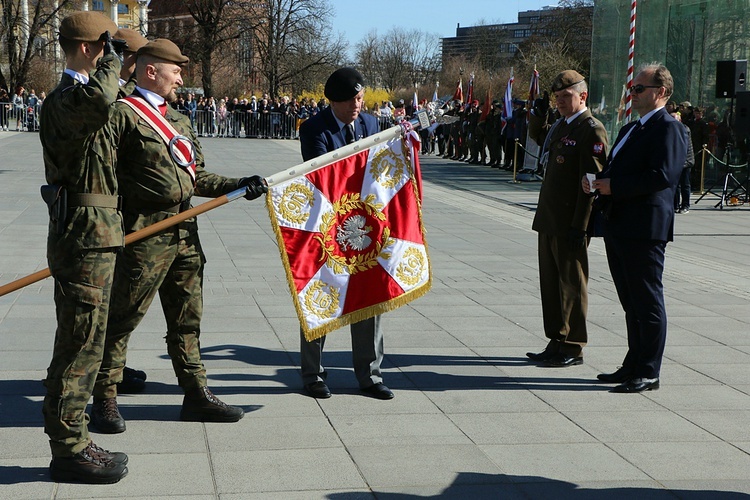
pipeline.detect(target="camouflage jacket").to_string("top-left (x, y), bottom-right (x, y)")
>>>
top-left (109, 96), bottom-right (243, 234)
top-left (39, 53), bottom-right (123, 250)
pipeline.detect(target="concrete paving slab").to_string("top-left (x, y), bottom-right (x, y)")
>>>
top-left (480, 442), bottom-right (651, 482)
top-left (608, 441), bottom-right (750, 480)
top-left (348, 444), bottom-right (507, 489)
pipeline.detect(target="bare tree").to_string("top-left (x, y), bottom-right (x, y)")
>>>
top-left (178, 0), bottom-right (256, 98)
top-left (252, 0), bottom-right (346, 98)
top-left (354, 29), bottom-right (380, 88)
top-left (355, 28), bottom-right (441, 94)
top-left (0, 0), bottom-right (72, 92)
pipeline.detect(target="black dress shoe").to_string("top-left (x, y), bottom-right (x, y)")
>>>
top-left (361, 383), bottom-right (394, 400)
top-left (543, 353), bottom-right (583, 367)
top-left (526, 340), bottom-right (559, 362)
top-left (611, 377), bottom-right (659, 393)
top-left (117, 371), bottom-right (146, 394)
top-left (304, 381), bottom-right (331, 399)
top-left (180, 386), bottom-right (244, 422)
top-left (597, 366), bottom-right (634, 383)
top-left (124, 366), bottom-right (147, 381)
top-left (90, 397), bottom-right (126, 434)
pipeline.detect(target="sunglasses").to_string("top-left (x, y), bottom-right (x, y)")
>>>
top-left (629, 84), bottom-right (662, 94)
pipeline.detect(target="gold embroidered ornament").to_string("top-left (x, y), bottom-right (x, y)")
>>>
top-left (369, 146), bottom-right (406, 190)
top-left (303, 280), bottom-right (340, 320)
top-left (277, 183), bottom-right (315, 224)
top-left (395, 247), bottom-right (427, 286)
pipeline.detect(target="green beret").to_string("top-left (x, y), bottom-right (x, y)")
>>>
top-left (115, 28), bottom-right (148, 53)
top-left (324, 67), bottom-right (365, 102)
top-left (551, 70), bottom-right (586, 92)
top-left (59, 11), bottom-right (117, 42)
top-left (137, 39), bottom-right (189, 65)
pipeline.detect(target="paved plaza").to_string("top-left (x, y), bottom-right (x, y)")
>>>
top-left (1, 130), bottom-right (749, 499)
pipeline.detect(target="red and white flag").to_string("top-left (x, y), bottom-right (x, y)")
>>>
top-left (267, 134), bottom-right (431, 340)
top-left (452, 78), bottom-right (463, 102)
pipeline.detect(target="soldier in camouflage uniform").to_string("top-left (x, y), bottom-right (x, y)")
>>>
top-left (90, 39), bottom-right (267, 434)
top-left (112, 27), bottom-right (150, 394)
top-left (39, 11), bottom-right (128, 484)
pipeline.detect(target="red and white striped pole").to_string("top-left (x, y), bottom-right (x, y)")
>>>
top-left (625, 0), bottom-right (637, 122)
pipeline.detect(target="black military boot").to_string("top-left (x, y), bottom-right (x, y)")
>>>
top-left (90, 397), bottom-right (126, 434)
top-left (49, 441), bottom-right (128, 484)
top-left (180, 386), bottom-right (244, 422)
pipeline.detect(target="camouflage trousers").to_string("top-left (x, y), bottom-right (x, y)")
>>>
top-left (43, 246), bottom-right (117, 457)
top-left (94, 227), bottom-right (207, 399)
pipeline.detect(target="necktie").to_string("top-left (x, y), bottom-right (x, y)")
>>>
top-left (158, 102), bottom-right (168, 116)
top-left (629, 120), bottom-right (642, 137)
top-left (345, 123), bottom-right (355, 144)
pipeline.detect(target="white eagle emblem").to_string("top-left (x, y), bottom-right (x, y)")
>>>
top-left (336, 215), bottom-right (373, 251)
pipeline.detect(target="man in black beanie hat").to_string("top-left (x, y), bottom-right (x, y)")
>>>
top-left (297, 67), bottom-right (394, 401)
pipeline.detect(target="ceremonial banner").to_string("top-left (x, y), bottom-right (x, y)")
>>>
top-left (267, 134), bottom-right (431, 341)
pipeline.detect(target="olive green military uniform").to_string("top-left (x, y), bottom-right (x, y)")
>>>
top-left (40, 53), bottom-right (123, 457)
top-left (93, 96), bottom-right (246, 399)
top-left (531, 108), bottom-right (608, 354)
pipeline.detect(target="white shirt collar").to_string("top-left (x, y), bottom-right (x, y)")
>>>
top-left (64, 68), bottom-right (89, 85)
top-left (566, 107), bottom-right (587, 124)
top-left (135, 86), bottom-right (166, 109)
top-left (331, 111), bottom-right (354, 129)
top-left (637, 106), bottom-right (664, 125)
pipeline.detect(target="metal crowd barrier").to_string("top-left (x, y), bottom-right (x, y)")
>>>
top-left (1, 105), bottom-right (395, 139)
top-left (1, 103), bottom-right (42, 132)
top-left (174, 109), bottom-right (300, 139)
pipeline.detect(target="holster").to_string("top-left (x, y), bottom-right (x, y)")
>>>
top-left (40, 185), bottom-right (68, 234)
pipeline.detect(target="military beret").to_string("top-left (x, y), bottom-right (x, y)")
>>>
top-left (59, 11), bottom-right (117, 42)
top-left (551, 70), bottom-right (586, 92)
top-left (137, 38), bottom-right (189, 65)
top-left (512, 98), bottom-right (525, 106)
top-left (472, 99), bottom-right (479, 106)
top-left (115, 28), bottom-right (148, 53)
top-left (324, 67), bottom-right (365, 102)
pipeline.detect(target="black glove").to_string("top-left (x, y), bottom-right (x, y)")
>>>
top-left (101, 31), bottom-right (115, 57)
top-left (567, 228), bottom-right (587, 252)
top-left (238, 175), bottom-right (268, 200)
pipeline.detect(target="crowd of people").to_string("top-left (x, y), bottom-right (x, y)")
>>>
top-left (0, 86), bottom-right (45, 131)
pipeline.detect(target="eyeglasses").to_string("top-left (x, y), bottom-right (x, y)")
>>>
top-left (629, 84), bottom-right (662, 94)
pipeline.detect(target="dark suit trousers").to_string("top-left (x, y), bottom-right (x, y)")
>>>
top-left (300, 316), bottom-right (384, 388)
top-left (538, 233), bottom-right (588, 353)
top-left (604, 235), bottom-right (668, 379)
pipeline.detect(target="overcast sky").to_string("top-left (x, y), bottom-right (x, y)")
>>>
top-left (332, 0), bottom-right (558, 52)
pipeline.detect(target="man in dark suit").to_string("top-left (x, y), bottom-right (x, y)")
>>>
top-left (527, 70), bottom-right (608, 367)
top-left (297, 67), bottom-right (394, 401)
top-left (586, 63), bottom-right (687, 393)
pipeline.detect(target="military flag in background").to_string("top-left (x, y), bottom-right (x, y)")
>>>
top-left (523, 67), bottom-right (542, 172)
top-left (452, 78), bottom-right (463, 102)
top-left (502, 68), bottom-right (514, 132)
top-left (467, 74), bottom-right (475, 104)
top-left (267, 133), bottom-right (432, 340)
top-left (479, 88), bottom-right (492, 123)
